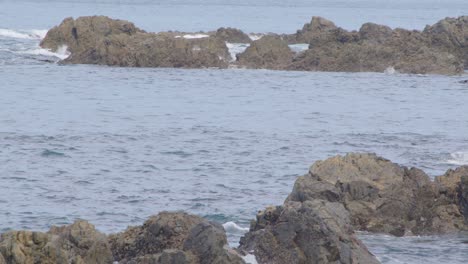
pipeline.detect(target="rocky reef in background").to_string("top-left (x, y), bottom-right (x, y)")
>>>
top-left (40, 15), bottom-right (468, 75)
top-left (2, 154), bottom-right (468, 264)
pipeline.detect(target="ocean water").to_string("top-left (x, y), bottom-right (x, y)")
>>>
top-left (1, 0), bottom-right (468, 263)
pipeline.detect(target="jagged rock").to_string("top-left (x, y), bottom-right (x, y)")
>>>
top-left (0, 220), bottom-right (112, 264)
top-left (423, 16), bottom-right (468, 68)
top-left (236, 35), bottom-right (293, 69)
top-left (109, 211), bottom-right (245, 264)
top-left (287, 16), bottom-right (466, 74)
top-left (459, 175), bottom-right (468, 224)
top-left (239, 200), bottom-right (379, 264)
top-left (40, 16), bottom-right (231, 68)
top-left (215, 27), bottom-right (252, 43)
top-left (286, 153), bottom-right (468, 236)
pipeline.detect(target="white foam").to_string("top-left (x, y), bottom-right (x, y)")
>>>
top-left (222, 221), bottom-right (249, 233)
top-left (183, 34), bottom-right (209, 39)
top-left (19, 45), bottom-right (70, 60)
top-left (248, 34), bottom-right (263, 41)
top-left (384, 66), bottom-right (397, 74)
top-left (0, 28), bottom-right (47, 40)
top-left (289, 43), bottom-right (309, 53)
top-left (447, 151), bottom-right (468, 165)
top-left (226, 42), bottom-right (250, 61)
top-left (242, 254), bottom-right (258, 264)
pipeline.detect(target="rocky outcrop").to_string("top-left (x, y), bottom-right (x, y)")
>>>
top-left (285, 16), bottom-right (465, 74)
top-left (214, 27), bottom-right (252, 43)
top-left (238, 201), bottom-right (379, 264)
top-left (0, 220), bottom-right (113, 264)
top-left (0, 212), bottom-right (244, 264)
top-left (40, 16), bottom-right (231, 68)
top-left (286, 153), bottom-right (468, 236)
top-left (236, 35), bottom-right (293, 70)
top-left (41, 15), bottom-right (468, 74)
top-left (109, 212), bottom-right (244, 264)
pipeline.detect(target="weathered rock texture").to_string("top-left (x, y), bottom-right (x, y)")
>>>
top-left (236, 35), bottom-right (293, 70)
top-left (214, 27), bottom-right (252, 43)
top-left (40, 16), bottom-right (231, 68)
top-left (41, 15), bottom-right (468, 74)
top-left (238, 201), bottom-right (380, 264)
top-left (283, 16), bottom-right (467, 74)
top-left (108, 212), bottom-right (245, 264)
top-left (287, 153), bottom-right (468, 236)
top-left (0, 220), bottom-right (113, 264)
top-left (239, 153), bottom-right (468, 264)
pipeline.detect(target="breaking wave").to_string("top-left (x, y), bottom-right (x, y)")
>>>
top-left (446, 151), bottom-right (468, 165)
top-left (0, 28), bottom-right (47, 40)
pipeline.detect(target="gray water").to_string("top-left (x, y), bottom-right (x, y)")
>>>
top-left (1, 0), bottom-right (468, 263)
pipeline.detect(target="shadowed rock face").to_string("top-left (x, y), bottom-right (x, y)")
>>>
top-left (40, 16), bottom-right (231, 68)
top-left (238, 201), bottom-right (380, 264)
top-left (108, 212), bottom-right (245, 264)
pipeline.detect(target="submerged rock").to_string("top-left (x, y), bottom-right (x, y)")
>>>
top-left (0, 220), bottom-right (113, 264)
top-left (40, 16), bottom-right (231, 68)
top-left (109, 211), bottom-right (245, 264)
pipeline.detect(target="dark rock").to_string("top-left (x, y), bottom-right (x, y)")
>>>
top-left (215, 27), bottom-right (252, 43)
top-left (236, 35), bottom-right (293, 70)
top-left (239, 200), bottom-right (379, 264)
top-left (109, 211), bottom-right (244, 264)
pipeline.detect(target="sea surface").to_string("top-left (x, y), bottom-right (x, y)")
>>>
top-left (1, 0), bottom-right (468, 263)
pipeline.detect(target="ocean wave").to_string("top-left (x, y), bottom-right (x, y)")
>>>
top-left (0, 28), bottom-right (47, 40)
top-left (222, 221), bottom-right (249, 233)
top-left (248, 34), bottom-right (262, 41)
top-left (446, 151), bottom-right (468, 165)
top-left (18, 45), bottom-right (70, 60)
top-left (226, 42), bottom-right (250, 61)
top-left (175, 34), bottom-right (210, 39)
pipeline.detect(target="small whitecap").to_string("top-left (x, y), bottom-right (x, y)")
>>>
top-left (446, 151), bottom-right (468, 165)
top-left (226, 42), bottom-right (250, 62)
top-left (183, 34), bottom-right (209, 39)
top-left (289, 43), bottom-right (309, 53)
top-left (222, 221), bottom-right (249, 233)
top-left (18, 45), bottom-right (70, 60)
top-left (384, 66), bottom-right (397, 74)
top-left (248, 34), bottom-right (263, 41)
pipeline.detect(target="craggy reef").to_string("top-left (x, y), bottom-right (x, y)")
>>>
top-left (2, 153), bottom-right (468, 264)
top-left (40, 15), bottom-right (468, 74)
